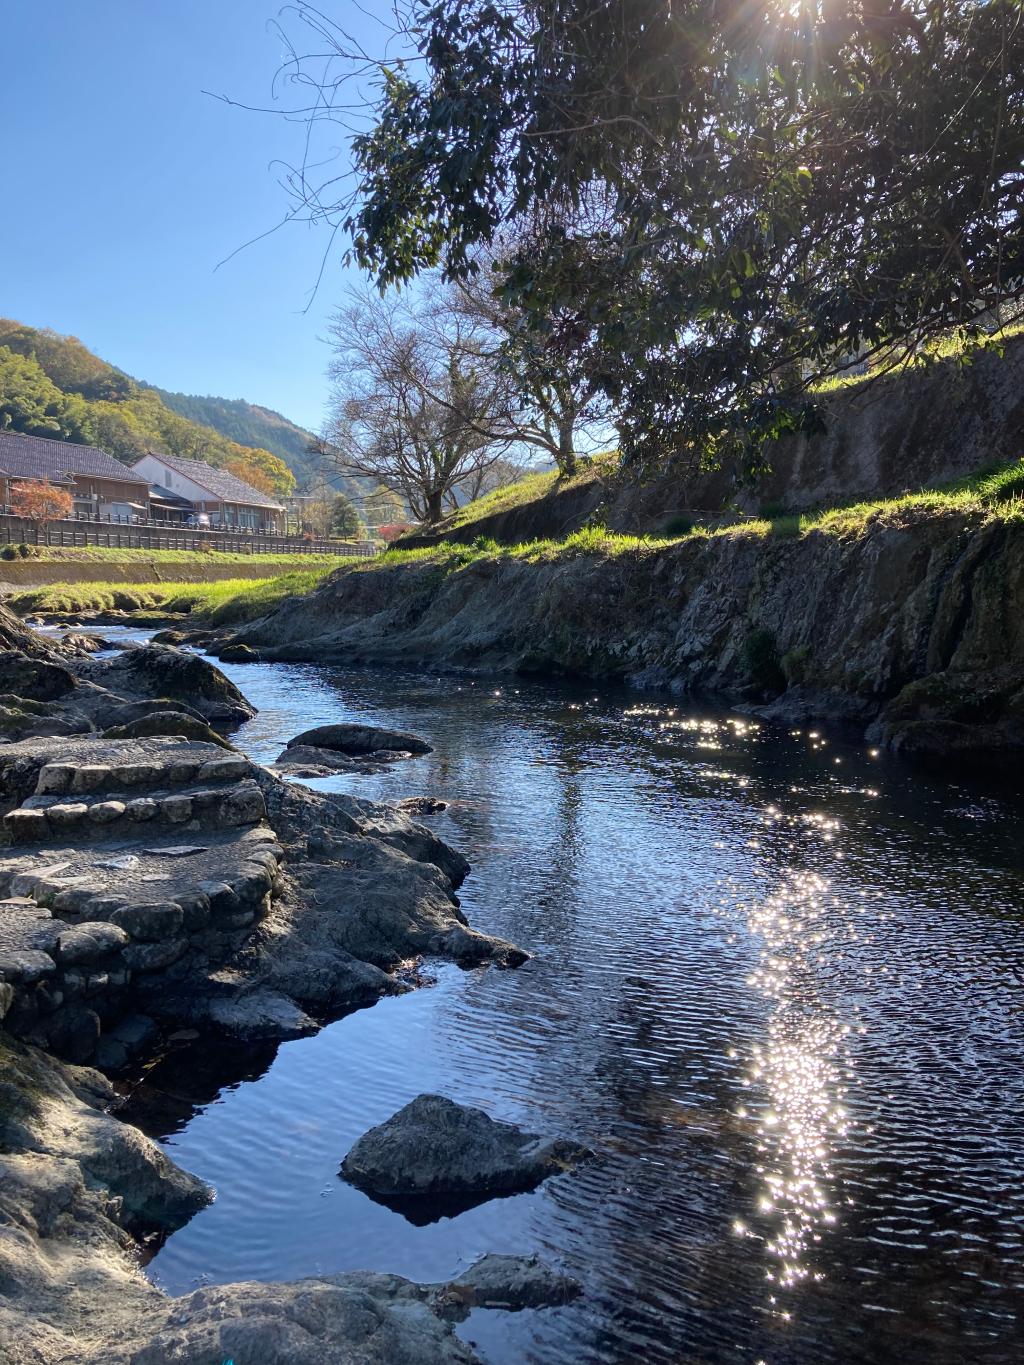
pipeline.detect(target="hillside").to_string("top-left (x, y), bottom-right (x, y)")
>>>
top-left (0, 319), bottom-right (297, 497)
top-left (148, 389), bottom-right (319, 484)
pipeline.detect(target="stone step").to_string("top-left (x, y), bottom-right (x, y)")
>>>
top-left (0, 828), bottom-right (285, 1064)
top-left (4, 778), bottom-right (266, 845)
top-left (33, 753), bottom-right (251, 798)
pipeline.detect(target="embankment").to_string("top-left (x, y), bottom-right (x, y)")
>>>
top-left (233, 508), bottom-right (1024, 759)
top-left (0, 556), bottom-right (333, 592)
top-left (406, 333), bottom-right (1024, 549)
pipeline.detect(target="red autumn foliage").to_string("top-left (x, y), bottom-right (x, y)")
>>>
top-left (10, 480), bottom-right (73, 527)
top-left (377, 522), bottom-right (413, 543)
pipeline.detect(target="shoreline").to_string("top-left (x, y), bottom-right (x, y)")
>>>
top-left (0, 611), bottom-right (568, 1363)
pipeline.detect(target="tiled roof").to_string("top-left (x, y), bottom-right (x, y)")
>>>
top-left (0, 431), bottom-right (149, 485)
top-left (136, 452), bottom-right (283, 510)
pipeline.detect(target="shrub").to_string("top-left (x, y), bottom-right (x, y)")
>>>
top-left (17, 543), bottom-right (31, 558)
top-left (0, 544), bottom-right (16, 561)
top-left (662, 514), bottom-right (694, 537)
top-left (743, 627), bottom-right (786, 693)
top-left (769, 515), bottom-right (802, 540)
top-left (781, 644), bottom-right (811, 685)
top-left (378, 522), bottom-right (414, 543)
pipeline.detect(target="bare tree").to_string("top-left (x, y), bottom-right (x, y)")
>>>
top-left (443, 241), bottom-right (611, 477)
top-left (324, 290), bottom-right (514, 525)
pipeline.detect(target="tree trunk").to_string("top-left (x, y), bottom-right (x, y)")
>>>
top-left (557, 422), bottom-right (577, 477)
top-left (425, 488), bottom-right (445, 524)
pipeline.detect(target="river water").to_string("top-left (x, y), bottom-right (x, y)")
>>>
top-left (97, 638), bottom-right (1024, 1363)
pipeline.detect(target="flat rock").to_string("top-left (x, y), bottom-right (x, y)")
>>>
top-left (207, 989), bottom-right (319, 1041)
top-left (273, 742), bottom-right (407, 776)
top-left (340, 1094), bottom-right (589, 1218)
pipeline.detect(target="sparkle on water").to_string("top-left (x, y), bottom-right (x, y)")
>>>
top-left (71, 627), bottom-right (1024, 1364)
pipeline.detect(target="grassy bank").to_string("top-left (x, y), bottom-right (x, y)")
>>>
top-left (1, 546), bottom-right (356, 568)
top-left (8, 568), bottom-right (334, 626)
top-left (354, 455), bottom-right (1024, 575)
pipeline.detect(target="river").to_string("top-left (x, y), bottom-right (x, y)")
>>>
top-left (82, 634), bottom-right (1024, 1363)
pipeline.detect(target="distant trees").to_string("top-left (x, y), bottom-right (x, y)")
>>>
top-left (0, 320), bottom-right (298, 497)
top-left (329, 492), bottom-right (364, 538)
top-left (362, 485), bottom-right (406, 532)
top-left (0, 348), bottom-right (95, 443)
top-left (226, 458), bottom-right (276, 497)
top-left (324, 291), bottom-right (514, 524)
top-left (10, 480), bottom-right (73, 532)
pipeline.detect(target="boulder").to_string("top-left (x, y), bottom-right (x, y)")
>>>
top-left (217, 643), bottom-right (261, 663)
top-left (340, 1094), bottom-right (589, 1217)
top-left (0, 650), bottom-right (76, 701)
top-left (285, 721), bottom-right (432, 756)
top-left (103, 710), bottom-right (235, 748)
top-left (75, 644), bottom-right (256, 726)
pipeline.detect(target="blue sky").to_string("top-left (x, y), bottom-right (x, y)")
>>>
top-left (0, 2), bottom-right (382, 432)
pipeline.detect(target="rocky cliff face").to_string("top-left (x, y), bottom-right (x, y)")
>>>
top-left (236, 508), bottom-right (1024, 759)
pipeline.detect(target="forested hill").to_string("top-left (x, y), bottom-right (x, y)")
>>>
top-left (0, 319), bottom-right (313, 498)
top-left (148, 389), bottom-right (321, 486)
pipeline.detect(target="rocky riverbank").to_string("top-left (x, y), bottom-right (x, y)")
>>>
top-left (224, 506), bottom-right (1024, 761)
top-left (0, 607), bottom-right (572, 1363)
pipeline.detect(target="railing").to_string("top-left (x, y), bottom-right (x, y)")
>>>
top-left (0, 512), bottom-right (377, 557)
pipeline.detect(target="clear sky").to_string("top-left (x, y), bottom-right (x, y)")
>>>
top-left (0, 2), bottom-right (379, 433)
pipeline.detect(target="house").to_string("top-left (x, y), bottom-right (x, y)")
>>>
top-left (131, 452), bottom-right (284, 531)
top-left (0, 430), bottom-right (151, 520)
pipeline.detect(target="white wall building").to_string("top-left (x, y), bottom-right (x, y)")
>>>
top-left (131, 452), bottom-right (284, 530)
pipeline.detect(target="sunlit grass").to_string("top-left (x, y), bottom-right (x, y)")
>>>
top-left (437, 451), bottom-right (620, 535)
top-left (809, 318), bottom-right (1024, 397)
top-left (8, 568), bottom-right (334, 623)
top-left (7, 546), bottom-right (355, 569)
top-left (344, 452), bottom-right (1024, 577)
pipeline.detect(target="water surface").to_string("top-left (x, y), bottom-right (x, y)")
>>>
top-left (106, 640), bottom-right (1023, 1363)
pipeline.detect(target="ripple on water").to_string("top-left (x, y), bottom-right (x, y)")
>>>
top-left (90, 650), bottom-right (1024, 1365)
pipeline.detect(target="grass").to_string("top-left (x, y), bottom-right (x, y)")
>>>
top-left (809, 318), bottom-right (1024, 397)
top-left (433, 452), bottom-right (619, 537)
top-left (2, 545), bottom-right (356, 569)
top-left (13, 452), bottom-right (1023, 617)
top-left (8, 568), bottom-right (335, 624)
top-left (346, 453), bottom-right (1024, 577)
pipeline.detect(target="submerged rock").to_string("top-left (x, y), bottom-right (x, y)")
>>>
top-left (395, 796), bottom-right (448, 816)
top-left (340, 1094), bottom-right (590, 1217)
top-left (272, 742), bottom-right (406, 776)
top-left (438, 1252), bottom-right (581, 1317)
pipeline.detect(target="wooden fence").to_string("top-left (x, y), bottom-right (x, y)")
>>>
top-left (0, 514), bottom-right (377, 558)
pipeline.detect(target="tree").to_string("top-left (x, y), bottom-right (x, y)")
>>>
top-left (362, 484), bottom-right (406, 532)
top-left (330, 491), bottom-right (364, 538)
top-left (10, 480), bottom-right (73, 534)
top-left (0, 348), bottom-right (95, 443)
top-left (324, 289), bottom-right (513, 524)
top-left (276, 0), bottom-right (1024, 473)
top-left (440, 254), bottom-right (608, 476)
top-left (226, 457), bottom-right (276, 497)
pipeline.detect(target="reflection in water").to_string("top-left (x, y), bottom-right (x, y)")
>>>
top-left (734, 871), bottom-right (851, 1300)
top-left (63, 631), bottom-right (1024, 1365)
